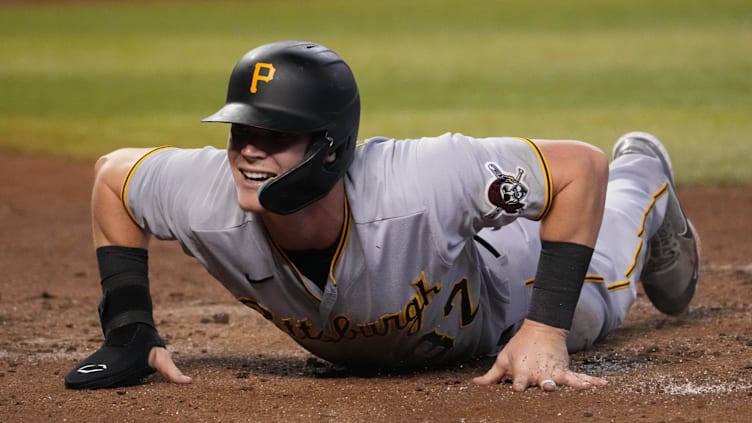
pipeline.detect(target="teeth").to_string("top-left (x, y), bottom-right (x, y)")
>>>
top-left (241, 170), bottom-right (275, 181)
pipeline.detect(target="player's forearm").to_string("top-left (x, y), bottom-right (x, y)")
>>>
top-left (527, 140), bottom-right (608, 330)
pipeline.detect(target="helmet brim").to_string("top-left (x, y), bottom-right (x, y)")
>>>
top-left (202, 102), bottom-right (330, 135)
top-left (201, 102), bottom-right (254, 125)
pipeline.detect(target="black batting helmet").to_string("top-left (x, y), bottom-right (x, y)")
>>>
top-left (202, 40), bottom-right (360, 214)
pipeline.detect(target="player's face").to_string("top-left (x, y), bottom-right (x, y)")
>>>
top-left (227, 124), bottom-right (311, 212)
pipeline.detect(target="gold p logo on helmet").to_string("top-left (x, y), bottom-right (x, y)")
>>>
top-left (250, 62), bottom-right (276, 93)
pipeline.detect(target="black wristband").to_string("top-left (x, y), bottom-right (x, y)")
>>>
top-left (526, 241), bottom-right (594, 330)
top-left (96, 246), bottom-right (157, 337)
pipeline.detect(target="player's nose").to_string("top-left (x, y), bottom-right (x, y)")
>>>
top-left (230, 136), bottom-right (268, 159)
top-left (240, 141), bottom-right (266, 156)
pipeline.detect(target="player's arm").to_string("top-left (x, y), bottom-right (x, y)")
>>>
top-left (91, 148), bottom-right (153, 248)
top-left (474, 139), bottom-right (609, 391)
top-left (64, 148), bottom-right (191, 389)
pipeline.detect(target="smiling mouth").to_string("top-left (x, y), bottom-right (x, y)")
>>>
top-left (240, 169), bottom-right (277, 183)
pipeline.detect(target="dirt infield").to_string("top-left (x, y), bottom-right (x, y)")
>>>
top-left (1, 149), bottom-right (750, 422)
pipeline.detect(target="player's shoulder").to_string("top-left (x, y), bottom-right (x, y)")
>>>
top-left (133, 146), bottom-right (244, 229)
top-left (351, 133), bottom-right (448, 161)
top-left (135, 146), bottom-right (227, 178)
top-left (346, 135), bottom-right (452, 221)
top-left (147, 145), bottom-right (226, 162)
top-left (131, 145), bottom-right (234, 203)
top-left (355, 133), bottom-right (454, 148)
top-left (354, 132), bottom-right (527, 154)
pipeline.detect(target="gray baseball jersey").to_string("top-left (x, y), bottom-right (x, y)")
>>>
top-left (125, 131), bottom-right (672, 368)
top-left (124, 133), bottom-right (552, 367)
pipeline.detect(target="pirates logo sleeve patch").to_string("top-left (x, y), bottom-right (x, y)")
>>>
top-left (483, 162), bottom-right (530, 219)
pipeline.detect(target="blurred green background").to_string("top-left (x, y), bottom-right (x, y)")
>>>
top-left (1, 0), bottom-right (750, 185)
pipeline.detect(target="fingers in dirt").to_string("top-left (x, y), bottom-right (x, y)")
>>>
top-left (558, 371), bottom-right (607, 390)
top-left (472, 363), bottom-right (509, 386)
top-left (150, 347), bottom-right (193, 384)
top-left (511, 374), bottom-right (532, 392)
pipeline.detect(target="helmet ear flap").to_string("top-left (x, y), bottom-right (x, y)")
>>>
top-left (258, 133), bottom-right (337, 215)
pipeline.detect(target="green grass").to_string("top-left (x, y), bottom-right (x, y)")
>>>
top-left (1, 0), bottom-right (750, 185)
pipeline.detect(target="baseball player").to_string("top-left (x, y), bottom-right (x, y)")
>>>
top-left (64, 40), bottom-right (699, 392)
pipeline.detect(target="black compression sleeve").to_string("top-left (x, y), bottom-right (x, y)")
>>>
top-left (526, 241), bottom-right (594, 330)
top-left (96, 246), bottom-right (157, 337)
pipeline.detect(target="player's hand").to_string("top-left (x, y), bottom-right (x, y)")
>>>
top-left (148, 346), bottom-right (193, 384)
top-left (472, 319), bottom-right (606, 392)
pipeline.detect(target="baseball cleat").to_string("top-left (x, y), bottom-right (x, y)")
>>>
top-left (613, 131), bottom-right (700, 315)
